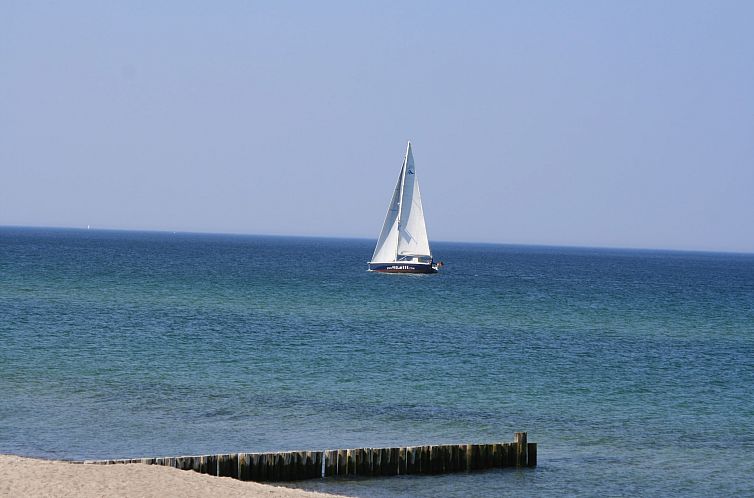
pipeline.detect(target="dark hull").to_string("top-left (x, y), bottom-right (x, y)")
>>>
top-left (368, 262), bottom-right (437, 274)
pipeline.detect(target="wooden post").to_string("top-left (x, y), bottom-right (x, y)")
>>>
top-left (368, 448), bottom-right (375, 476)
top-left (252, 454), bottom-right (262, 482)
top-left (387, 448), bottom-right (399, 476)
top-left (475, 444), bottom-right (484, 470)
top-left (336, 449), bottom-right (347, 476)
top-left (346, 449), bottom-right (356, 477)
top-left (263, 454), bottom-right (272, 481)
top-left (429, 446), bottom-right (441, 474)
top-left (473, 445), bottom-right (482, 470)
top-left (257, 454), bottom-right (267, 481)
top-left (280, 452), bottom-right (291, 481)
top-left (325, 450), bottom-right (336, 477)
top-left (527, 443), bottom-right (537, 467)
top-left (287, 452), bottom-right (295, 481)
top-left (514, 432), bottom-right (528, 467)
top-left (269, 453), bottom-right (278, 481)
top-left (250, 454), bottom-right (259, 481)
top-left (427, 446), bottom-right (436, 474)
top-left (310, 451), bottom-right (318, 479)
top-left (200, 455), bottom-right (210, 475)
top-left (371, 448), bottom-right (381, 476)
top-left (486, 444), bottom-right (495, 469)
top-left (405, 446), bottom-right (418, 474)
top-left (414, 446), bottom-right (423, 474)
top-left (299, 451), bottom-right (308, 480)
top-left (441, 445), bottom-right (452, 473)
top-left (275, 453), bottom-right (284, 481)
top-left (450, 445), bottom-right (459, 472)
top-left (258, 454), bottom-right (269, 482)
top-left (291, 452), bottom-right (301, 481)
top-left (198, 455), bottom-right (214, 476)
top-left (266, 454), bottom-right (275, 481)
top-left (364, 448), bottom-right (373, 476)
top-left (282, 453), bottom-right (290, 481)
top-left (377, 448), bottom-right (386, 476)
top-left (358, 448), bottom-right (366, 476)
top-left (217, 454), bottom-right (237, 478)
top-left (350, 449), bottom-right (359, 476)
top-left (490, 444), bottom-right (499, 468)
top-left (462, 444), bottom-right (470, 472)
top-left (238, 453), bottom-right (250, 481)
top-left (250, 454), bottom-right (258, 481)
top-left (300, 451), bottom-right (308, 480)
top-left (277, 453), bottom-right (287, 481)
top-left (442, 445), bottom-right (451, 473)
top-left (421, 446), bottom-right (431, 474)
top-left (269, 454), bottom-right (279, 482)
top-left (298, 451), bottom-right (308, 480)
top-left (308, 451), bottom-right (319, 479)
top-left (479, 444), bottom-right (489, 470)
top-left (284, 452), bottom-right (294, 481)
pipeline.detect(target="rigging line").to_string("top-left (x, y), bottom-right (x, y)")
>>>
top-left (395, 145), bottom-right (409, 257)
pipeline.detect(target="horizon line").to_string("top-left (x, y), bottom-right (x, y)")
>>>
top-left (2, 224), bottom-right (753, 257)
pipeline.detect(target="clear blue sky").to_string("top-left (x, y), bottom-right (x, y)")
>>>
top-left (2, 1), bottom-right (753, 252)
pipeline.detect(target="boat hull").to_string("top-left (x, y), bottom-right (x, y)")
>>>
top-left (368, 262), bottom-right (438, 274)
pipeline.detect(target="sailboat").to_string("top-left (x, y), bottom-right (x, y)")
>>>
top-left (368, 141), bottom-right (440, 273)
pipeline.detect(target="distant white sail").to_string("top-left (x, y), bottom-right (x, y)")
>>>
top-left (396, 144), bottom-right (431, 258)
top-left (371, 164), bottom-right (403, 263)
top-left (370, 142), bottom-right (432, 264)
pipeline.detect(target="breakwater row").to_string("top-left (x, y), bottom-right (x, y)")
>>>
top-left (82, 432), bottom-right (536, 482)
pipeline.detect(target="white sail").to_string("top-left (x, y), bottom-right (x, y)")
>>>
top-left (370, 164), bottom-right (403, 263)
top-left (397, 143), bottom-right (431, 258)
top-left (370, 142), bottom-right (432, 263)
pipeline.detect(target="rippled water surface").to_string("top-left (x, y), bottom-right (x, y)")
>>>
top-left (1, 227), bottom-right (753, 496)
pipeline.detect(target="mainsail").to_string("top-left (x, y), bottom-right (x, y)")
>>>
top-left (371, 142), bottom-right (432, 262)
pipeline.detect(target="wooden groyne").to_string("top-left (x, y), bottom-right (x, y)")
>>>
top-left (82, 432), bottom-right (536, 483)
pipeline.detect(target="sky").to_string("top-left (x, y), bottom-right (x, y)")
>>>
top-left (1, 1), bottom-right (753, 252)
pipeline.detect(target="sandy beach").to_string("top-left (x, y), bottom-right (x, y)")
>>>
top-left (0, 455), bottom-right (341, 498)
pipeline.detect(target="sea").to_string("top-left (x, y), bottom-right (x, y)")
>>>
top-left (1, 227), bottom-right (753, 496)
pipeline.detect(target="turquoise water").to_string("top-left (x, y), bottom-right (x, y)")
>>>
top-left (1, 227), bottom-right (753, 496)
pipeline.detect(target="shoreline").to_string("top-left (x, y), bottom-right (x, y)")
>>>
top-left (0, 455), bottom-right (342, 498)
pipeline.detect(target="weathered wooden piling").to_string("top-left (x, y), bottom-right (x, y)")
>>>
top-left (81, 432), bottom-right (536, 483)
top-left (527, 442), bottom-right (537, 467)
top-left (324, 450), bottom-right (336, 477)
top-left (514, 432), bottom-right (527, 467)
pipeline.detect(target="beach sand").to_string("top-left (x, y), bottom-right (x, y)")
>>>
top-left (0, 455), bottom-right (341, 498)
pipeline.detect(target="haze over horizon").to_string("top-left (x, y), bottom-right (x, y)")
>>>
top-left (2, 1), bottom-right (753, 253)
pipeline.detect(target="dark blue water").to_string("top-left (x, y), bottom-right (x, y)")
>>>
top-left (1, 227), bottom-right (753, 496)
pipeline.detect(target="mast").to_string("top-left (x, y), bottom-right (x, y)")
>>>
top-left (395, 141), bottom-right (410, 257)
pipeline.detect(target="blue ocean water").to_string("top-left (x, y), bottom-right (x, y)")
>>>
top-left (1, 227), bottom-right (753, 496)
